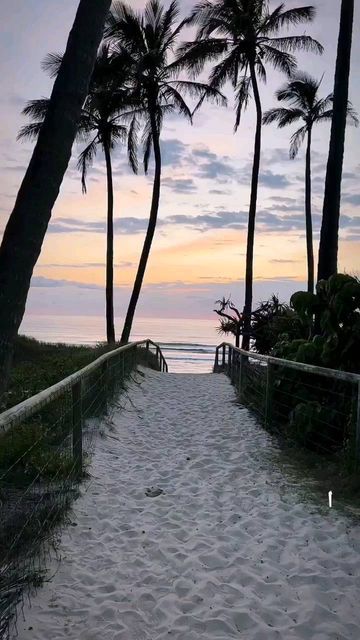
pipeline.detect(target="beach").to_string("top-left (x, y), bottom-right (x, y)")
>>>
top-left (14, 368), bottom-right (360, 640)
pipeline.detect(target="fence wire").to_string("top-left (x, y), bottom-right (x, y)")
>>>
top-left (216, 343), bottom-right (360, 465)
top-left (0, 341), bottom-right (166, 639)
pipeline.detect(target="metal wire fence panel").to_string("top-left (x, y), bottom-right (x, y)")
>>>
top-left (0, 340), bottom-right (167, 639)
top-left (214, 343), bottom-right (360, 466)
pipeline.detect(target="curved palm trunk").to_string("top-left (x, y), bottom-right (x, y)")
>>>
top-left (0, 0), bottom-right (111, 400)
top-left (104, 141), bottom-right (116, 344)
top-left (242, 62), bottom-right (262, 351)
top-left (317, 0), bottom-right (354, 281)
top-left (120, 111), bottom-right (161, 343)
top-left (305, 127), bottom-right (314, 293)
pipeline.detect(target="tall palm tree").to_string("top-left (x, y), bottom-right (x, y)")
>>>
top-left (18, 47), bottom-right (139, 344)
top-left (318, 0), bottom-right (355, 281)
top-left (263, 73), bottom-right (358, 294)
top-left (0, 0), bottom-right (112, 400)
top-left (177, 0), bottom-right (322, 349)
top-left (106, 0), bottom-right (226, 344)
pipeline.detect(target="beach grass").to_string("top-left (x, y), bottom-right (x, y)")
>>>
top-left (0, 334), bottom-right (161, 636)
top-left (2, 334), bottom-right (159, 412)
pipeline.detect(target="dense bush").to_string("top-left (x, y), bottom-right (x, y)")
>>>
top-left (273, 274), bottom-right (360, 374)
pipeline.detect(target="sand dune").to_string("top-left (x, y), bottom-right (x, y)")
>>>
top-left (15, 369), bottom-right (360, 640)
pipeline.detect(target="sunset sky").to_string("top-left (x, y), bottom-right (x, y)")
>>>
top-left (0, 0), bottom-right (359, 322)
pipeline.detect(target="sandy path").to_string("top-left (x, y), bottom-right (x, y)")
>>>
top-left (15, 369), bottom-right (360, 640)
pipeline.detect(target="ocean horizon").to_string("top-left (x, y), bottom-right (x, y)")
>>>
top-left (19, 314), bottom-right (225, 373)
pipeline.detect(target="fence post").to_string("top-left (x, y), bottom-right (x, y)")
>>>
top-left (238, 353), bottom-right (244, 400)
top-left (156, 345), bottom-right (160, 369)
top-left (356, 380), bottom-right (360, 462)
top-left (101, 360), bottom-right (108, 413)
top-left (228, 346), bottom-right (232, 378)
top-left (72, 380), bottom-right (83, 477)
top-left (215, 347), bottom-right (219, 372)
top-left (265, 361), bottom-right (273, 427)
top-left (222, 344), bottom-right (226, 369)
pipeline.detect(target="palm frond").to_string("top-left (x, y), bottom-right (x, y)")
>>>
top-left (168, 80), bottom-right (227, 110)
top-left (160, 0), bottom-right (180, 45)
top-left (161, 86), bottom-right (193, 123)
top-left (76, 135), bottom-right (99, 194)
top-left (21, 98), bottom-right (49, 119)
top-left (276, 73), bottom-right (320, 111)
top-left (268, 36), bottom-right (323, 55)
top-left (263, 107), bottom-right (304, 128)
top-left (345, 102), bottom-right (359, 127)
top-left (41, 52), bottom-right (63, 78)
top-left (109, 123), bottom-right (128, 146)
top-left (142, 125), bottom-right (153, 174)
top-left (289, 124), bottom-right (307, 159)
top-left (188, 1), bottom-right (224, 30)
top-left (127, 115), bottom-right (140, 174)
top-left (175, 38), bottom-right (228, 77)
top-left (264, 6), bottom-right (317, 33)
top-left (209, 46), bottom-right (244, 89)
top-left (106, 1), bottom-right (147, 55)
top-left (17, 122), bottom-right (43, 142)
top-left (234, 75), bottom-right (251, 131)
top-left (315, 93), bottom-right (333, 117)
top-left (260, 46), bottom-right (297, 77)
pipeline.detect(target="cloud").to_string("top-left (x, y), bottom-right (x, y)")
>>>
top-left (41, 207), bottom-right (360, 239)
top-left (259, 171), bottom-right (292, 189)
top-left (31, 276), bottom-right (102, 290)
top-left (47, 216), bottom-right (156, 235)
top-left (342, 193), bottom-right (360, 206)
top-left (162, 177), bottom-right (197, 193)
top-left (2, 165), bottom-right (27, 173)
top-left (196, 159), bottom-right (236, 180)
top-left (270, 259), bottom-right (300, 264)
top-left (209, 188), bottom-right (231, 195)
top-left (39, 261), bottom-right (135, 269)
top-left (166, 211), bottom-right (248, 231)
top-left (192, 146), bottom-right (218, 161)
top-left (0, 93), bottom-right (26, 107)
top-left (161, 139), bottom-right (188, 166)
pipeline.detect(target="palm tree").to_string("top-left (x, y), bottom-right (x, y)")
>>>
top-left (19, 46), bottom-right (139, 344)
top-left (106, 0), bottom-right (226, 344)
top-left (263, 73), bottom-right (358, 294)
top-left (318, 0), bottom-right (355, 281)
top-left (177, 0), bottom-right (322, 349)
top-left (0, 0), bottom-right (112, 399)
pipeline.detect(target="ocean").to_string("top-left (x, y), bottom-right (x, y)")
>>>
top-left (19, 315), bottom-right (225, 373)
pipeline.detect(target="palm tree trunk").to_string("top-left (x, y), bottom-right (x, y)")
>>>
top-left (317, 0), bottom-right (354, 281)
top-left (242, 62), bottom-right (262, 351)
top-left (305, 127), bottom-right (314, 293)
top-left (120, 110), bottom-right (161, 343)
top-left (104, 140), bottom-right (116, 344)
top-left (0, 0), bottom-right (111, 400)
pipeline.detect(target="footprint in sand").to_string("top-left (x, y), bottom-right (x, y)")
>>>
top-left (145, 487), bottom-right (164, 498)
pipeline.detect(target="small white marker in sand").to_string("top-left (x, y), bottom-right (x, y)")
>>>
top-left (328, 490), bottom-right (332, 508)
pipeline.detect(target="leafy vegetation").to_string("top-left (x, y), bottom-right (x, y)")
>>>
top-left (215, 275), bottom-right (360, 467)
top-left (274, 274), bottom-right (360, 374)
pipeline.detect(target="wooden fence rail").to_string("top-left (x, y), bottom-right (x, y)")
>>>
top-left (0, 339), bottom-right (168, 475)
top-left (215, 342), bottom-right (360, 461)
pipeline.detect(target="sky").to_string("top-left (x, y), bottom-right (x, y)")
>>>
top-left (0, 0), bottom-right (359, 323)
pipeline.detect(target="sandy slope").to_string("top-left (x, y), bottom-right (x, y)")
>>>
top-left (15, 369), bottom-right (360, 640)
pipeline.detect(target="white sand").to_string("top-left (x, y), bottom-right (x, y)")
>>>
top-left (15, 369), bottom-right (360, 640)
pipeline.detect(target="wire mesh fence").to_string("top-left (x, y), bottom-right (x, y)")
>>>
top-left (215, 343), bottom-right (360, 465)
top-left (0, 340), bottom-right (167, 639)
